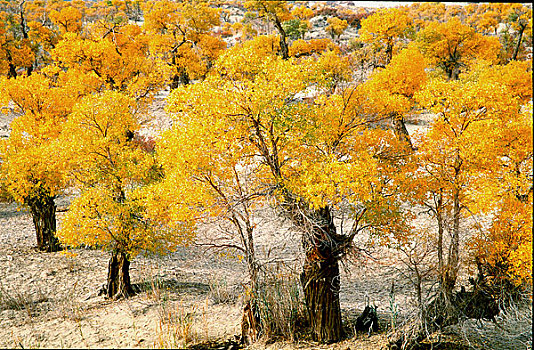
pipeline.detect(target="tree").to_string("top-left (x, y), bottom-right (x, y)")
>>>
top-left (358, 7), bottom-right (413, 66)
top-left (50, 21), bottom-right (168, 103)
top-left (289, 38), bottom-right (337, 58)
top-left (244, 0), bottom-right (292, 60)
top-left (410, 62), bottom-right (531, 324)
top-left (142, 0), bottom-right (224, 88)
top-left (363, 44), bottom-right (427, 150)
top-left (57, 91), bottom-right (185, 299)
top-left (0, 0), bottom-right (35, 77)
top-left (156, 40), bottom-right (407, 343)
top-left (416, 17), bottom-right (501, 80)
top-left (0, 72), bottom-right (82, 251)
top-left (462, 62), bottom-right (533, 302)
top-left (325, 17), bottom-right (348, 42)
top-left (505, 4), bottom-right (532, 62)
top-left (287, 4), bottom-right (313, 39)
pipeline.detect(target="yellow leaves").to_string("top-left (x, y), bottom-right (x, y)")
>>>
top-left (289, 38), bottom-right (337, 58)
top-left (469, 195), bottom-right (533, 286)
top-left (416, 18), bottom-right (501, 78)
top-left (49, 5), bottom-right (82, 34)
top-left (244, 1), bottom-right (292, 23)
top-left (359, 8), bottom-right (413, 47)
top-left (325, 17), bottom-right (348, 39)
top-left (369, 45), bottom-right (427, 98)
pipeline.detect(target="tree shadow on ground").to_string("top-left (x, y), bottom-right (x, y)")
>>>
top-left (134, 277), bottom-right (210, 296)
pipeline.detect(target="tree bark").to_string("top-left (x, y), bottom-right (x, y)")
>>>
top-left (444, 184), bottom-right (460, 299)
top-left (512, 23), bottom-right (526, 61)
top-left (26, 193), bottom-right (61, 252)
top-left (391, 112), bottom-right (413, 151)
top-left (300, 207), bottom-right (343, 343)
top-left (106, 250), bottom-right (134, 299)
top-left (271, 14), bottom-right (289, 60)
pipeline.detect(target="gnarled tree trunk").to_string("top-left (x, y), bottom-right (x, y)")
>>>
top-left (391, 112), bottom-right (414, 151)
top-left (106, 250), bottom-right (134, 299)
top-left (300, 207), bottom-right (343, 343)
top-left (26, 194), bottom-right (60, 252)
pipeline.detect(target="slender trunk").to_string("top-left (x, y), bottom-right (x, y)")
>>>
top-left (436, 192), bottom-right (444, 289)
top-left (241, 226), bottom-right (261, 345)
top-left (26, 193), bottom-right (60, 252)
top-left (444, 184), bottom-right (460, 298)
top-left (385, 40), bottom-right (393, 66)
top-left (106, 250), bottom-right (134, 299)
top-left (512, 24), bottom-right (526, 61)
top-left (300, 207), bottom-right (343, 343)
top-left (272, 17), bottom-right (289, 60)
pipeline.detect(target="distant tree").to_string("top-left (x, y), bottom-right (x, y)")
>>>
top-left (325, 16), bottom-right (348, 42)
top-left (142, 0), bottom-right (224, 88)
top-left (359, 8), bottom-right (413, 66)
top-left (245, 0), bottom-right (292, 59)
top-left (416, 18), bottom-right (501, 80)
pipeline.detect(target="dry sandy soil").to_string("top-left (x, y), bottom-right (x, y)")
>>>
top-left (0, 92), bottom-right (531, 350)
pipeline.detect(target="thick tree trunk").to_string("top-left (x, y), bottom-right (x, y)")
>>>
top-left (301, 251), bottom-right (343, 343)
top-left (106, 250), bottom-right (134, 299)
top-left (300, 207), bottom-right (343, 343)
top-left (391, 112), bottom-right (413, 151)
top-left (26, 194), bottom-right (60, 252)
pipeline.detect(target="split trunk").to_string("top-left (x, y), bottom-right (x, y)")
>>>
top-left (106, 250), bottom-right (134, 299)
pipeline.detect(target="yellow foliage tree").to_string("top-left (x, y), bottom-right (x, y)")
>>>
top-left (142, 0), bottom-right (224, 88)
top-left (0, 72), bottom-right (83, 251)
top-left (359, 7), bottom-right (413, 66)
top-left (245, 0), bottom-right (292, 59)
top-left (57, 91), bottom-right (186, 299)
top-left (416, 17), bottom-right (501, 79)
top-left (325, 16), bottom-right (348, 41)
top-left (155, 41), bottom-right (407, 343)
top-left (363, 44), bottom-right (427, 149)
top-left (412, 63), bottom-right (532, 311)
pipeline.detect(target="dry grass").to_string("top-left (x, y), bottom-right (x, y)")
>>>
top-left (0, 283), bottom-right (48, 317)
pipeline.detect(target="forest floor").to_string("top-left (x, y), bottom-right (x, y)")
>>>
top-left (0, 92), bottom-right (531, 350)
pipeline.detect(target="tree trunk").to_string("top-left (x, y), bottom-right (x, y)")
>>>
top-left (170, 69), bottom-right (190, 89)
top-left (241, 226), bottom-right (261, 345)
top-left (106, 250), bottom-right (134, 299)
top-left (26, 193), bottom-right (60, 252)
top-left (391, 112), bottom-right (414, 151)
top-left (272, 16), bottom-right (289, 60)
top-left (512, 23), bottom-right (526, 61)
top-left (301, 251), bottom-right (343, 343)
top-left (300, 207), bottom-right (343, 343)
top-left (444, 185), bottom-right (460, 299)
top-left (385, 40), bottom-right (393, 66)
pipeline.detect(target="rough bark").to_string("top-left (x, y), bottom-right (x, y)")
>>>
top-left (300, 207), bottom-right (343, 343)
top-left (391, 112), bottom-right (414, 151)
top-left (106, 250), bottom-right (134, 299)
top-left (241, 298), bottom-right (261, 345)
top-left (241, 225), bottom-right (262, 345)
top-left (512, 23), bottom-right (526, 61)
top-left (26, 194), bottom-right (61, 252)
